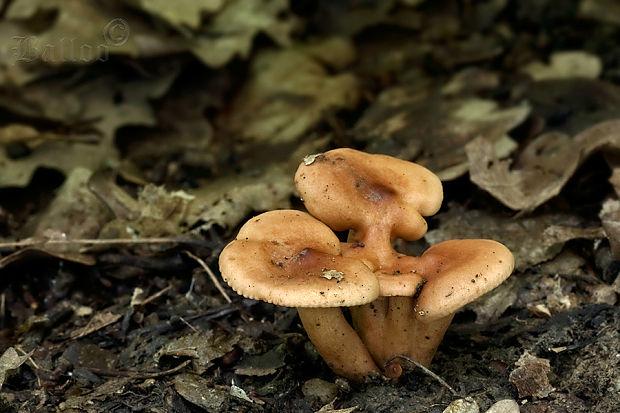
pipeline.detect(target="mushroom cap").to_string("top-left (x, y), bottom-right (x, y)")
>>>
top-left (359, 254), bottom-right (427, 296)
top-left (219, 210), bottom-right (380, 307)
top-left (414, 239), bottom-right (514, 321)
top-left (295, 148), bottom-right (443, 241)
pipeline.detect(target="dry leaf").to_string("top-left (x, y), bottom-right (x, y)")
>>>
top-left (234, 344), bottom-right (286, 376)
top-left (99, 185), bottom-right (195, 239)
top-left (222, 45), bottom-right (359, 148)
top-left (579, 0), bottom-right (620, 25)
top-left (425, 204), bottom-right (597, 271)
top-left (521, 51), bottom-right (602, 80)
top-left (509, 352), bottom-right (555, 399)
top-left (123, 0), bottom-right (224, 29)
top-left (526, 79), bottom-right (620, 135)
top-left (173, 374), bottom-right (228, 412)
top-left (33, 168), bottom-right (111, 240)
top-left (190, 0), bottom-right (297, 67)
top-left (442, 398), bottom-right (479, 413)
top-left (467, 119), bottom-right (620, 211)
top-left (0, 68), bottom-right (178, 187)
top-left (6, 0), bottom-right (147, 61)
top-left (0, 347), bottom-right (31, 390)
top-left (60, 378), bottom-right (132, 410)
top-left (354, 84), bottom-right (529, 179)
top-left (70, 311), bottom-right (123, 339)
top-left (156, 331), bottom-right (239, 374)
top-left (188, 164), bottom-right (294, 231)
top-left (600, 198), bottom-right (620, 259)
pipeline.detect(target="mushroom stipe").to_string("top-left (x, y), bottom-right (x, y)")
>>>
top-left (219, 148), bottom-right (514, 381)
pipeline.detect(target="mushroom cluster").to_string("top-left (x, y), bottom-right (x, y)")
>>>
top-left (219, 148), bottom-right (514, 381)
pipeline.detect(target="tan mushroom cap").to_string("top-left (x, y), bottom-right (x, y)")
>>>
top-left (219, 210), bottom-right (380, 308)
top-left (414, 239), bottom-right (515, 322)
top-left (360, 254), bottom-right (427, 296)
top-left (295, 148), bottom-right (443, 242)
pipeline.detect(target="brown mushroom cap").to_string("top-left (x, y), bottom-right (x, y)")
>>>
top-left (219, 210), bottom-right (380, 308)
top-left (414, 239), bottom-right (515, 321)
top-left (295, 148), bottom-right (443, 242)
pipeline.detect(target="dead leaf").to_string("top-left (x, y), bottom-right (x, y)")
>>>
top-left (70, 311), bottom-right (123, 339)
top-left (316, 399), bottom-right (359, 413)
top-left (526, 79), bottom-right (620, 135)
top-left (230, 379), bottom-right (254, 403)
top-left (6, 0), bottom-right (149, 62)
top-left (0, 168), bottom-right (113, 266)
top-left (354, 84), bottom-right (529, 180)
top-left (188, 164), bottom-right (294, 232)
top-left (234, 344), bottom-right (286, 376)
top-left (33, 168), bottom-right (111, 241)
top-left (600, 198), bottom-right (620, 259)
top-left (156, 331), bottom-right (239, 374)
top-left (221, 45), bottom-right (359, 148)
top-left (442, 397), bottom-right (479, 413)
top-left (425, 204), bottom-right (597, 271)
top-left (297, 37), bottom-right (356, 70)
top-left (60, 378), bottom-right (132, 410)
top-left (123, 0), bottom-right (224, 29)
top-left (521, 51), bottom-right (602, 80)
top-left (99, 184), bottom-right (195, 239)
top-left (0, 347), bottom-right (31, 390)
top-left (88, 169), bottom-right (142, 221)
top-left (0, 67), bottom-right (179, 187)
top-left (302, 378), bottom-right (339, 405)
top-left (509, 352), bottom-right (555, 399)
top-left (190, 0), bottom-right (297, 67)
top-left (432, 33), bottom-right (503, 68)
top-left (465, 278), bottom-right (519, 324)
top-left (173, 373), bottom-right (228, 412)
top-left (579, 0), bottom-right (620, 25)
top-left (467, 119), bottom-right (620, 211)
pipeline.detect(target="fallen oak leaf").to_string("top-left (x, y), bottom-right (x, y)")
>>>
top-left (466, 119), bottom-right (620, 212)
top-left (0, 347), bottom-right (32, 390)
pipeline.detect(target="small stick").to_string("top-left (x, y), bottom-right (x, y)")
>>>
top-left (183, 250), bottom-right (232, 303)
top-left (385, 355), bottom-right (459, 396)
top-left (87, 359), bottom-right (191, 379)
top-left (0, 236), bottom-right (209, 250)
top-left (179, 316), bottom-right (199, 333)
top-left (138, 285), bottom-right (173, 306)
top-left (14, 344), bottom-right (40, 369)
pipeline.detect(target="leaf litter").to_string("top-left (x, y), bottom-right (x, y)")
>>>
top-left (0, 1), bottom-right (619, 412)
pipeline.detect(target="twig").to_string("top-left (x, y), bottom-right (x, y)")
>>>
top-left (14, 344), bottom-right (39, 369)
top-left (0, 236), bottom-right (210, 250)
top-left (87, 359), bottom-right (192, 379)
top-left (179, 316), bottom-right (199, 333)
top-left (385, 355), bottom-right (459, 396)
top-left (183, 250), bottom-right (232, 303)
top-left (136, 285), bottom-right (173, 306)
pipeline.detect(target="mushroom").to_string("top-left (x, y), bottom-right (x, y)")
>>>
top-left (295, 149), bottom-right (514, 374)
top-left (295, 148), bottom-right (443, 269)
top-left (219, 209), bottom-right (381, 381)
top-left (352, 239), bottom-right (514, 370)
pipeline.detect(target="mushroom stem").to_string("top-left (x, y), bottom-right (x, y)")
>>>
top-left (351, 297), bottom-right (454, 373)
top-left (297, 307), bottom-right (380, 381)
top-left (348, 225), bottom-right (395, 268)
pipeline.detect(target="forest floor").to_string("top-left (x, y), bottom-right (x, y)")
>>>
top-left (0, 1), bottom-right (618, 412)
